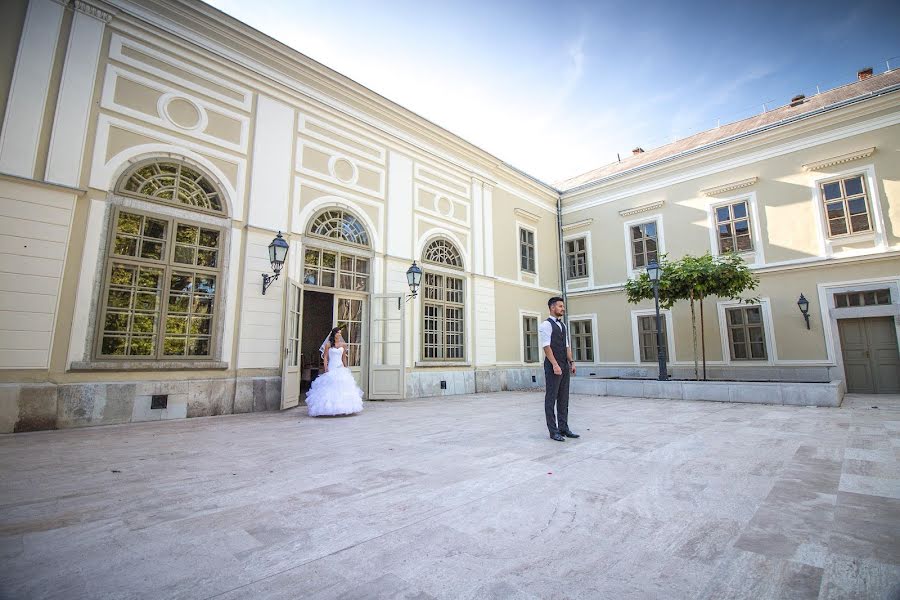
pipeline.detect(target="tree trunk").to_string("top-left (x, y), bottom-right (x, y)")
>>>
top-left (690, 292), bottom-right (698, 380)
top-left (700, 297), bottom-right (707, 381)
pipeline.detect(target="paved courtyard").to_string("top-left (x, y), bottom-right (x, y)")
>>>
top-left (1, 391), bottom-right (899, 599)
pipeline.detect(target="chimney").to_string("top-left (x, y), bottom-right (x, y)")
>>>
top-left (857, 67), bottom-right (873, 80)
top-left (632, 147), bottom-right (645, 155)
top-left (790, 94), bottom-right (805, 107)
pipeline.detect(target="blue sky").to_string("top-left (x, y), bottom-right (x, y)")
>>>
top-left (205, 0), bottom-right (900, 184)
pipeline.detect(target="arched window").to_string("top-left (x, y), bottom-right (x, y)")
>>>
top-left (117, 160), bottom-right (224, 214)
top-left (421, 238), bottom-right (465, 361)
top-left (97, 160), bottom-right (225, 360)
top-left (422, 238), bottom-right (463, 269)
top-left (308, 209), bottom-right (370, 247)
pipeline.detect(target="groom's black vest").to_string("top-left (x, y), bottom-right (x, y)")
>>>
top-left (546, 318), bottom-right (568, 366)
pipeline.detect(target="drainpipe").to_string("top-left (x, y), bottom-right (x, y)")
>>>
top-left (556, 193), bottom-right (568, 326)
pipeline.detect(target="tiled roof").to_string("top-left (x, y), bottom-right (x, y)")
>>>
top-left (556, 69), bottom-right (900, 191)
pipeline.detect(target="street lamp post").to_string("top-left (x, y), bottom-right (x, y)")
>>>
top-left (647, 260), bottom-right (667, 381)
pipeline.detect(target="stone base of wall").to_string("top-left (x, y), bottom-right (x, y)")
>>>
top-left (570, 377), bottom-right (843, 407)
top-left (406, 367), bottom-right (544, 399)
top-left (576, 365), bottom-right (834, 383)
top-left (0, 376), bottom-right (281, 433)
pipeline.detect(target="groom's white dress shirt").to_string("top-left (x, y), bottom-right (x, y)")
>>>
top-left (538, 317), bottom-right (571, 349)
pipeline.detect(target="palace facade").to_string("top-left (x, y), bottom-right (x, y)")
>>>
top-left (0, 0), bottom-right (897, 432)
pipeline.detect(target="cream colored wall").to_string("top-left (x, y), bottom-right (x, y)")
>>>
top-left (491, 187), bottom-right (560, 290)
top-left (0, 0), bottom-right (28, 126)
top-left (493, 282), bottom-right (555, 364)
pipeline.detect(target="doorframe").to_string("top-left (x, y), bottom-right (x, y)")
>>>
top-left (817, 276), bottom-right (900, 391)
top-left (280, 278), bottom-right (304, 409)
top-left (368, 294), bottom-right (407, 400)
top-left (333, 291), bottom-right (369, 396)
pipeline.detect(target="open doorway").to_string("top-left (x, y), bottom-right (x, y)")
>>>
top-left (300, 290), bottom-right (334, 394)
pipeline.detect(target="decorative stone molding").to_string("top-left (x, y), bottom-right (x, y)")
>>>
top-left (561, 218), bottom-right (593, 232)
top-left (701, 177), bottom-right (758, 197)
top-left (73, 0), bottom-right (113, 23)
top-left (618, 200), bottom-right (665, 217)
top-left (802, 147), bottom-right (875, 171)
top-left (514, 207), bottom-right (540, 222)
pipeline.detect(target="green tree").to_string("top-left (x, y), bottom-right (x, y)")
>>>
top-left (625, 253), bottom-right (759, 380)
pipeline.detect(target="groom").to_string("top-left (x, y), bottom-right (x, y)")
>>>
top-left (540, 297), bottom-right (579, 442)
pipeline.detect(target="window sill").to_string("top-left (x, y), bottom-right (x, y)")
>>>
top-left (827, 232), bottom-right (877, 244)
top-left (414, 362), bottom-right (471, 368)
top-left (69, 360), bottom-right (229, 372)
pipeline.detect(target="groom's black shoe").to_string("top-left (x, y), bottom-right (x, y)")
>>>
top-left (550, 433), bottom-right (565, 442)
top-left (561, 430), bottom-right (580, 438)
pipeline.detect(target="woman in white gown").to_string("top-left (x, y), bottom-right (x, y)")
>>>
top-left (305, 327), bottom-right (364, 416)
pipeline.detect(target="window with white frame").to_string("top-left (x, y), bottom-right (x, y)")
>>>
top-left (565, 237), bottom-right (588, 279)
top-left (725, 305), bottom-right (767, 360)
top-left (714, 200), bottom-right (753, 254)
top-left (422, 238), bottom-right (465, 361)
top-left (97, 207), bottom-right (222, 359)
top-left (523, 316), bottom-right (539, 363)
top-left (570, 319), bottom-right (594, 362)
top-left (834, 289), bottom-right (891, 307)
top-left (637, 315), bottom-right (668, 363)
top-left (519, 227), bottom-right (536, 273)
top-left (629, 221), bottom-right (658, 269)
top-left (820, 174), bottom-right (872, 238)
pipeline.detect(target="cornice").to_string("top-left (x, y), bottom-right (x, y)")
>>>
top-left (73, 0), bottom-right (114, 22)
top-left (802, 147), bottom-right (875, 171)
top-left (514, 208), bottom-right (541, 222)
top-left (561, 218), bottom-right (593, 232)
top-left (618, 200), bottom-right (665, 217)
top-left (701, 177), bottom-right (758, 196)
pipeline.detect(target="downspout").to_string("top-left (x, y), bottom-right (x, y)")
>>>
top-left (556, 192), bottom-right (568, 325)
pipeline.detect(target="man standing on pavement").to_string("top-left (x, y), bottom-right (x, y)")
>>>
top-left (539, 296), bottom-right (580, 442)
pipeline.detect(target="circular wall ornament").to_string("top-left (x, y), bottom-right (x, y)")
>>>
top-left (158, 94), bottom-right (206, 131)
top-left (435, 195), bottom-right (454, 218)
top-left (328, 156), bottom-right (358, 185)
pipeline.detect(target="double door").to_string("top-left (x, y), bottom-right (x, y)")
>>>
top-left (838, 317), bottom-right (900, 394)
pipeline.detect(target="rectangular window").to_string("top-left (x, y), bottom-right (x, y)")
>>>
top-left (821, 174), bottom-right (872, 237)
top-left (726, 306), bottom-right (767, 361)
top-left (303, 247), bottom-right (369, 292)
top-left (630, 221), bottom-right (658, 269)
top-left (422, 272), bottom-right (465, 361)
top-left (638, 315), bottom-right (668, 363)
top-left (715, 201), bottom-right (753, 254)
top-left (834, 289), bottom-right (892, 308)
top-left (98, 208), bottom-right (222, 359)
top-left (571, 319), bottom-right (594, 362)
top-left (523, 316), bottom-right (539, 363)
top-left (519, 228), bottom-right (536, 273)
top-left (565, 238), bottom-right (588, 279)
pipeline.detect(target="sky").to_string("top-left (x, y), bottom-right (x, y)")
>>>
top-left (204, 0), bottom-right (900, 185)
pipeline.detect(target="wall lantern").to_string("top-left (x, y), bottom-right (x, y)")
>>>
top-left (262, 231), bottom-right (289, 295)
top-left (647, 260), bottom-right (661, 283)
top-left (646, 260), bottom-right (668, 381)
top-left (797, 293), bottom-right (811, 329)
top-left (406, 261), bottom-right (422, 301)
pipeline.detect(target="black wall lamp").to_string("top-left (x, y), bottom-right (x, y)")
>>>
top-left (262, 231), bottom-right (289, 295)
top-left (797, 293), bottom-right (811, 329)
top-left (406, 261), bottom-right (422, 302)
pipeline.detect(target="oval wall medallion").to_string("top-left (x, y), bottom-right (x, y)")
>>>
top-left (160, 94), bottom-right (205, 131)
top-left (329, 156), bottom-right (358, 184)
top-left (435, 196), bottom-right (454, 218)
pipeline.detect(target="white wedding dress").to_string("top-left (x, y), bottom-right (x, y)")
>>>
top-left (305, 346), bottom-right (364, 416)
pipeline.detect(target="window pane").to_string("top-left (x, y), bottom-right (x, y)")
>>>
top-left (834, 294), bottom-right (848, 308)
top-left (305, 249), bottom-right (319, 266)
top-left (176, 224), bottom-right (199, 244)
top-left (843, 176), bottom-right (864, 196)
top-left (847, 198), bottom-right (868, 215)
top-left (144, 218), bottom-right (167, 239)
top-left (320, 271), bottom-right (335, 287)
top-left (849, 214), bottom-right (870, 233)
top-left (113, 236), bottom-right (137, 257)
top-left (117, 212), bottom-right (142, 235)
top-left (875, 289), bottom-right (890, 304)
top-left (174, 245), bottom-right (195, 265)
top-left (736, 235), bottom-right (753, 252)
top-left (303, 269), bottom-right (318, 285)
top-left (727, 309), bottom-right (743, 325)
top-left (644, 222), bottom-right (657, 238)
top-left (746, 307), bottom-right (762, 323)
top-left (734, 219), bottom-right (750, 234)
top-left (140, 241), bottom-right (164, 260)
top-left (828, 218), bottom-right (848, 236)
top-left (631, 225), bottom-right (642, 240)
top-left (716, 206), bottom-right (730, 222)
top-left (826, 202), bottom-right (845, 218)
top-left (199, 229), bottom-right (219, 248)
top-left (822, 181), bottom-right (842, 200)
top-left (732, 202), bottom-right (748, 219)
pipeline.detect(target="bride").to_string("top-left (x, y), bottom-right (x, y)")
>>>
top-left (305, 327), bottom-right (364, 416)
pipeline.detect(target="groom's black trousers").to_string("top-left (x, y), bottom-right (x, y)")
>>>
top-left (544, 359), bottom-right (570, 435)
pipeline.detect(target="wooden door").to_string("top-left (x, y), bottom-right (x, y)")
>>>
top-left (334, 295), bottom-right (365, 390)
top-left (839, 317), bottom-right (900, 393)
top-left (280, 279), bottom-right (303, 409)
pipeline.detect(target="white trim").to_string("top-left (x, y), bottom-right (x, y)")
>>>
top-left (515, 220), bottom-right (539, 283)
top-left (808, 163), bottom-right (887, 258)
top-left (630, 309), bottom-right (676, 364)
top-left (385, 150), bottom-right (414, 260)
top-left (700, 177), bottom-right (758, 197)
top-left (496, 182), bottom-right (557, 215)
top-left (561, 110), bottom-right (900, 213)
top-left (716, 298), bottom-right (777, 366)
top-left (414, 181), bottom-right (469, 226)
top-left (493, 275), bottom-right (560, 295)
top-left (297, 196), bottom-right (382, 254)
top-left (816, 276), bottom-right (900, 377)
top-left (561, 218), bottom-right (593, 232)
top-left (622, 213), bottom-right (665, 278)
top-left (568, 313), bottom-right (599, 364)
top-left (0, 0), bottom-right (64, 178)
top-left (416, 230), bottom-right (469, 273)
top-left (563, 231), bottom-right (593, 288)
top-left (300, 112), bottom-right (386, 163)
top-left (519, 309), bottom-right (542, 365)
top-left (108, 33), bottom-right (252, 111)
top-left (706, 191), bottom-right (765, 267)
top-left (297, 139), bottom-right (385, 199)
top-left (414, 162), bottom-right (471, 198)
top-left (483, 184), bottom-right (495, 277)
top-left (471, 179), bottom-right (484, 276)
top-left (45, 8), bottom-right (106, 187)
top-left (618, 200), bottom-right (665, 217)
top-left (803, 147), bottom-right (875, 171)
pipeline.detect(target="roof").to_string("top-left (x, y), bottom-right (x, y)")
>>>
top-left (556, 69), bottom-right (900, 191)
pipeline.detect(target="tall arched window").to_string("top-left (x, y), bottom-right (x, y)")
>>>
top-left (117, 160), bottom-right (225, 214)
top-left (97, 160), bottom-right (225, 360)
top-left (421, 238), bottom-right (465, 361)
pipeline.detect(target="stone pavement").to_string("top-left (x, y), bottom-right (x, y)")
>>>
top-left (1, 391), bottom-right (898, 599)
